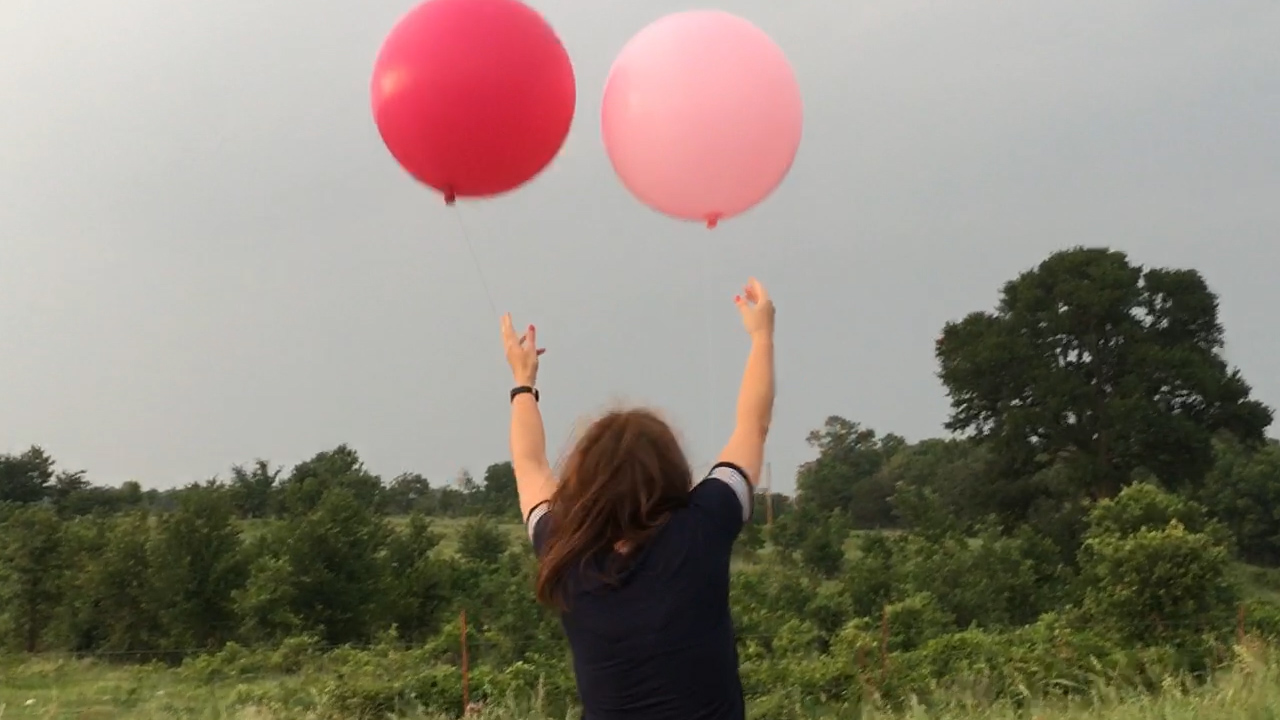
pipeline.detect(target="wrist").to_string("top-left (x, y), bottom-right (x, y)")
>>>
top-left (512, 376), bottom-right (536, 388)
top-left (749, 331), bottom-right (774, 345)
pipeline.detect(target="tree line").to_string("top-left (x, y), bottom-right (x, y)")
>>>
top-left (0, 445), bottom-right (529, 520)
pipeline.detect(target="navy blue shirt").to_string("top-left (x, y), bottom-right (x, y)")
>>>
top-left (528, 462), bottom-right (754, 720)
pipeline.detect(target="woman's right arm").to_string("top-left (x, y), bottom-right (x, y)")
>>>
top-left (716, 279), bottom-right (776, 487)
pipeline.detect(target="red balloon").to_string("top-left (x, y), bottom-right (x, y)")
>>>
top-left (371, 0), bottom-right (576, 202)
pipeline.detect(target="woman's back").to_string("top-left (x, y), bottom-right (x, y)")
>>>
top-left (502, 277), bottom-right (775, 720)
top-left (528, 463), bottom-right (752, 720)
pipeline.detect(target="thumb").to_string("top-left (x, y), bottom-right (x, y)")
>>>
top-left (734, 294), bottom-right (749, 315)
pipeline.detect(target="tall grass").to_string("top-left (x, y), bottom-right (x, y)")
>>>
top-left (1, 643), bottom-right (1276, 720)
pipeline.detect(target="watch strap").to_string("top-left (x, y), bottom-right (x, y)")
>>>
top-left (510, 385), bottom-right (539, 403)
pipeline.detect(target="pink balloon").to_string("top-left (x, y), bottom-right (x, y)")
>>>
top-left (601, 11), bottom-right (803, 228)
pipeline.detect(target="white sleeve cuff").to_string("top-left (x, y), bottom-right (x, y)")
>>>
top-left (707, 465), bottom-right (752, 523)
top-left (527, 502), bottom-right (550, 542)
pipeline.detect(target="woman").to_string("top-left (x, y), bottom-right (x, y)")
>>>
top-left (499, 277), bottom-right (775, 720)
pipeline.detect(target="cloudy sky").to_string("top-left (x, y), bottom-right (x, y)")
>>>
top-left (2, 0), bottom-right (1277, 493)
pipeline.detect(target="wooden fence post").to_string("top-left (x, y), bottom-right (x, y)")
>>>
top-left (460, 610), bottom-right (470, 716)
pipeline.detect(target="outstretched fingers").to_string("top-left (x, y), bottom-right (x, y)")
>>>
top-left (526, 325), bottom-right (547, 356)
top-left (513, 323), bottom-right (546, 356)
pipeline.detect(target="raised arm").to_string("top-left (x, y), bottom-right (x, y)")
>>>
top-left (716, 278), bottom-right (776, 487)
top-left (502, 314), bottom-right (556, 521)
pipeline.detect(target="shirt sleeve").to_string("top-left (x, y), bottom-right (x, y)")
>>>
top-left (688, 461), bottom-right (753, 546)
top-left (526, 500), bottom-right (552, 557)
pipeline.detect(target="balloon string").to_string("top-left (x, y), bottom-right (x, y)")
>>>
top-left (701, 240), bottom-right (715, 472)
top-left (451, 206), bottom-right (498, 318)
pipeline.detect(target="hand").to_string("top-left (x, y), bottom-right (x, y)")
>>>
top-left (501, 313), bottom-right (545, 387)
top-left (734, 277), bottom-right (775, 340)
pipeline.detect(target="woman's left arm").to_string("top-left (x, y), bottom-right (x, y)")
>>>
top-left (502, 314), bottom-right (556, 520)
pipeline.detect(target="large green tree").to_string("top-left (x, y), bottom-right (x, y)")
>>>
top-left (936, 247), bottom-right (1272, 521)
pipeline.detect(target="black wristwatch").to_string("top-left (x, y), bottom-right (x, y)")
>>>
top-left (510, 385), bottom-right (540, 403)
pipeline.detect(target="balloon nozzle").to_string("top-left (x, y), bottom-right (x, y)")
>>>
top-left (443, 187), bottom-right (457, 206)
top-left (705, 214), bottom-right (721, 229)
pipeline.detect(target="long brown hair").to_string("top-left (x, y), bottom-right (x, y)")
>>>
top-left (535, 408), bottom-right (692, 610)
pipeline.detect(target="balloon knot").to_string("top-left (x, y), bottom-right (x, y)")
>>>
top-left (706, 214), bottom-right (721, 229)
top-left (443, 187), bottom-right (457, 206)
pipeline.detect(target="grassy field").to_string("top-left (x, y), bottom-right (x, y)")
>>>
top-left (1, 647), bottom-right (1277, 719)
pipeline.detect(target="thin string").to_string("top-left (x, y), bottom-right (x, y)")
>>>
top-left (700, 237), bottom-right (715, 475)
top-left (451, 205), bottom-right (498, 317)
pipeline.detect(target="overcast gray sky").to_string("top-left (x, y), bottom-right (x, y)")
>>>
top-left (2, 0), bottom-right (1277, 494)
